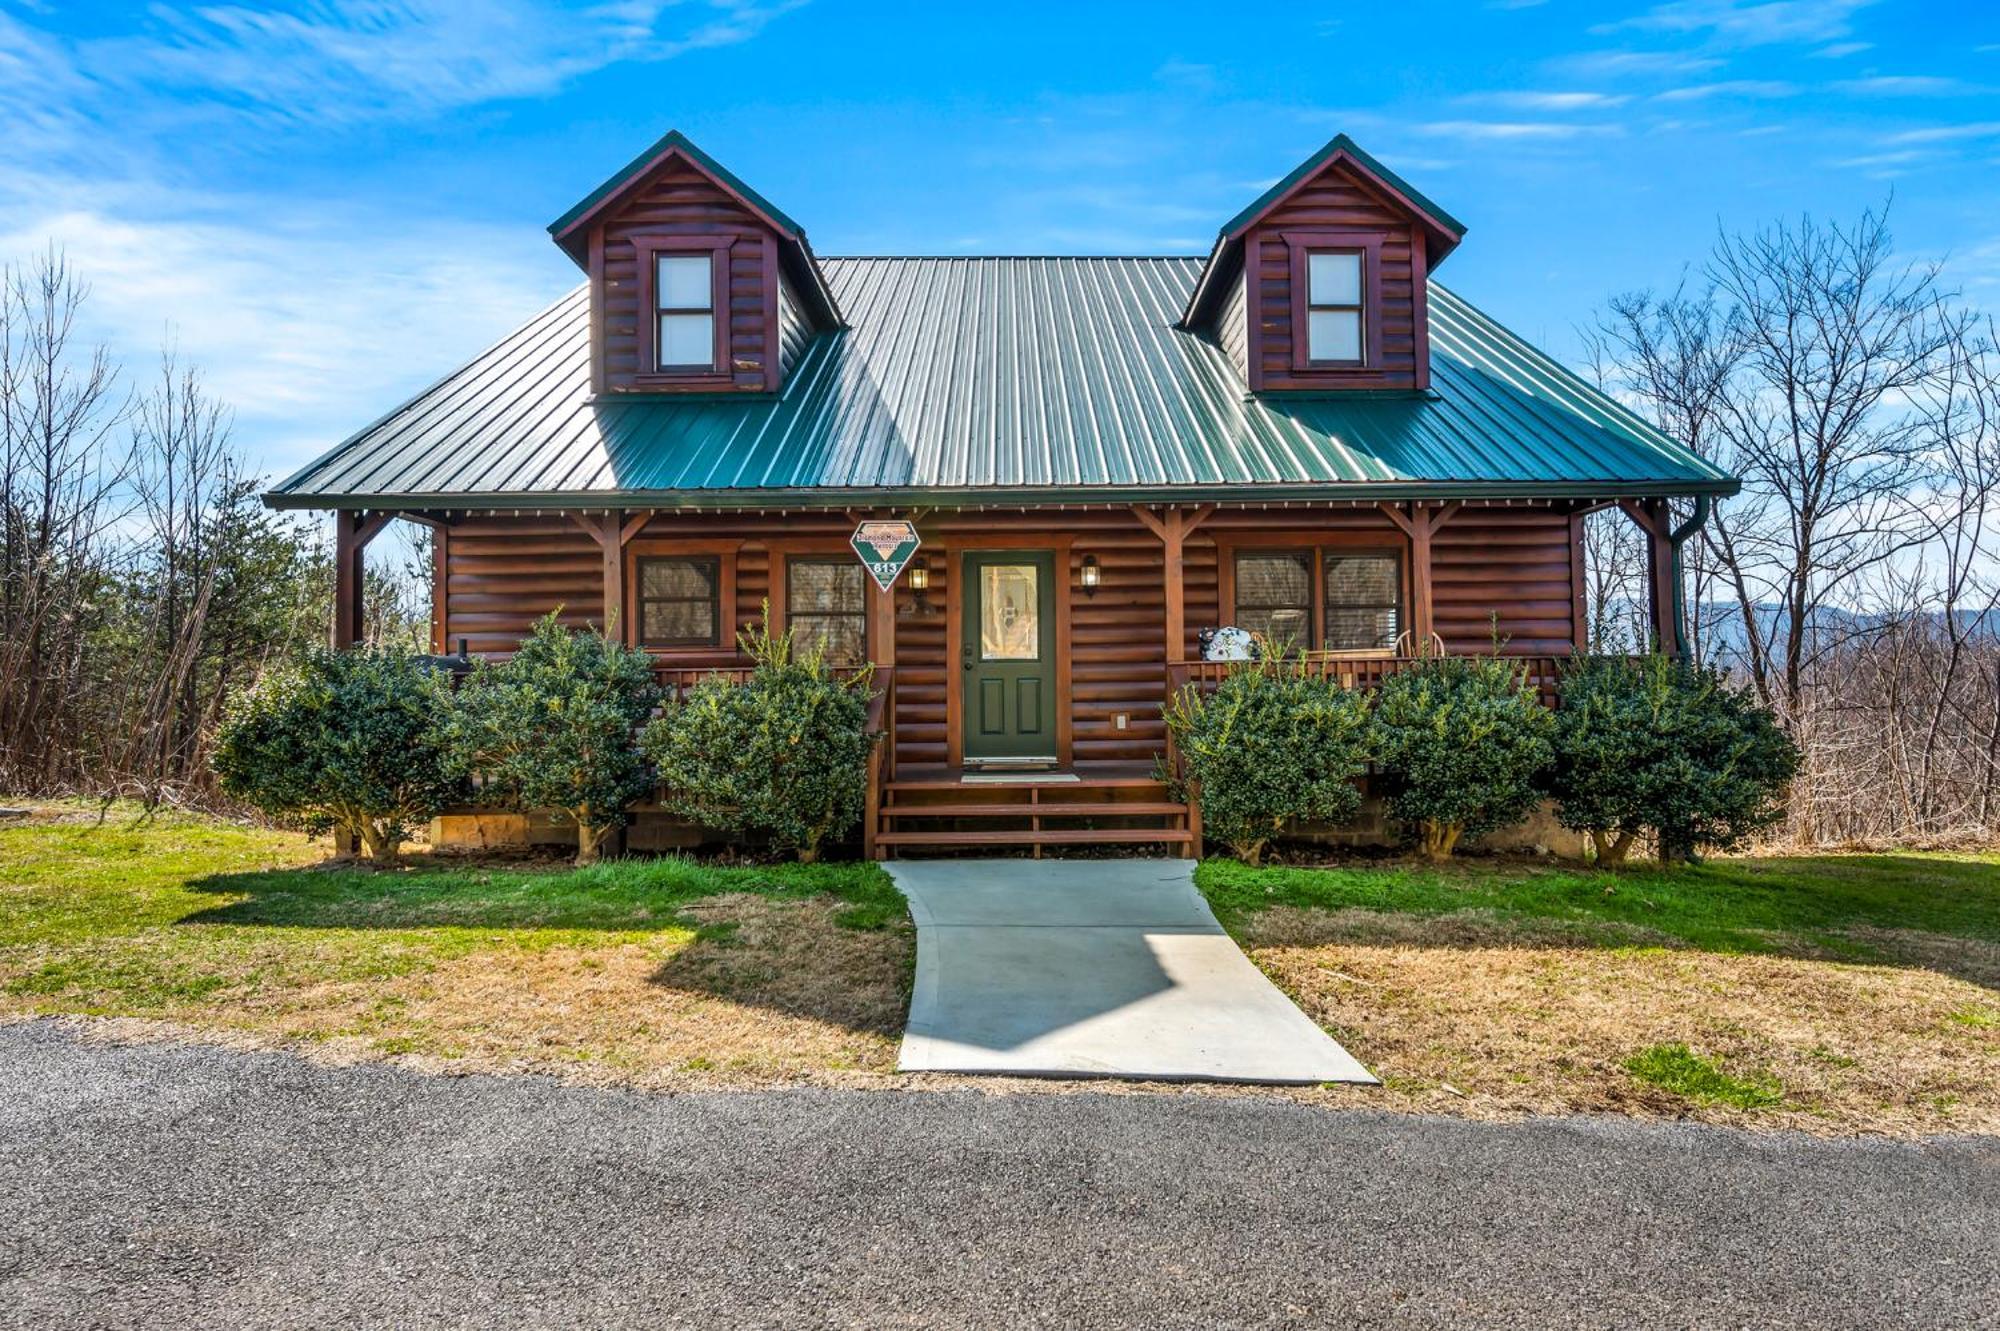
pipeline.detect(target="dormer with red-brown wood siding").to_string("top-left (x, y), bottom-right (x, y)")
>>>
top-left (1183, 135), bottom-right (1464, 394)
top-left (548, 130), bottom-right (841, 397)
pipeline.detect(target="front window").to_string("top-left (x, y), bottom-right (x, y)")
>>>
top-left (1323, 554), bottom-right (1401, 651)
top-left (786, 558), bottom-right (867, 665)
top-left (655, 253), bottom-right (715, 371)
top-left (637, 555), bottom-right (721, 647)
top-left (1233, 551), bottom-right (1313, 651)
top-left (1306, 251), bottom-right (1364, 364)
top-left (1234, 548), bottom-right (1403, 652)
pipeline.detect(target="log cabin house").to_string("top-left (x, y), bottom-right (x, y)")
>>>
top-left (266, 130), bottom-right (1737, 858)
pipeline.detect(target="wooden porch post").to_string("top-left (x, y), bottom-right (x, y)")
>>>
top-left (600, 511), bottom-right (625, 640)
top-left (1379, 502), bottom-right (1460, 654)
top-left (1134, 504), bottom-right (1215, 861)
top-left (1619, 499), bottom-right (1682, 657)
top-left (568, 510), bottom-right (653, 644)
top-left (331, 511), bottom-right (394, 650)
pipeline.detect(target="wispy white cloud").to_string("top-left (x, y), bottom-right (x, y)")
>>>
top-left (0, 0), bottom-right (810, 478)
top-left (1834, 75), bottom-right (1987, 97)
top-left (1884, 121), bottom-right (2000, 146)
top-left (1812, 41), bottom-right (1873, 58)
top-left (1470, 90), bottom-right (1633, 110)
top-left (1595, 0), bottom-right (1876, 50)
top-left (1413, 120), bottom-right (1620, 141)
top-left (1654, 79), bottom-right (1800, 101)
top-left (0, 201), bottom-right (563, 472)
top-left (1547, 49), bottom-right (1724, 80)
top-left (72, 0), bottom-right (805, 129)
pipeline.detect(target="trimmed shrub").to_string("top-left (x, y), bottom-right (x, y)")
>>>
top-left (212, 645), bottom-right (461, 865)
top-left (440, 612), bottom-right (659, 864)
top-left (1370, 656), bottom-right (1554, 861)
top-left (1162, 660), bottom-right (1372, 865)
top-left (642, 618), bottom-right (877, 863)
top-left (1551, 654), bottom-right (1800, 867)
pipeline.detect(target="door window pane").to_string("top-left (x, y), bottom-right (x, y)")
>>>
top-left (1235, 551), bottom-right (1312, 651)
top-left (1323, 554), bottom-right (1401, 651)
top-left (1308, 309), bottom-right (1362, 362)
top-left (980, 564), bottom-right (1040, 660)
top-left (787, 558), bottom-right (867, 666)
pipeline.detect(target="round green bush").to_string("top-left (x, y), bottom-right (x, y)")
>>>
top-left (1369, 656), bottom-right (1554, 860)
top-left (1551, 654), bottom-right (1800, 867)
top-left (641, 620), bottom-right (877, 863)
top-left (1163, 660), bottom-right (1372, 865)
top-left (211, 645), bottom-right (462, 865)
top-left (440, 612), bottom-right (659, 864)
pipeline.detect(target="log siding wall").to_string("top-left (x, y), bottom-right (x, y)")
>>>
top-left (438, 505), bottom-right (1585, 770)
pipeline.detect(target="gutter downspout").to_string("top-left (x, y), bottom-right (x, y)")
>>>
top-left (1667, 494), bottom-right (1711, 663)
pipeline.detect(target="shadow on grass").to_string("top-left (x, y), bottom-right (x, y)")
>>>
top-left (1199, 852), bottom-right (2000, 991)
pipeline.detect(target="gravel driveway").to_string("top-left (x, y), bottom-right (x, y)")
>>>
top-left (1, 1020), bottom-right (1993, 1330)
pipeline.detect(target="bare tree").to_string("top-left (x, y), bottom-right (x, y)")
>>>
top-left (0, 249), bottom-right (132, 790)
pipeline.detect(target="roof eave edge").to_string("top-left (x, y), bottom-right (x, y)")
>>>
top-left (264, 476), bottom-right (1742, 512)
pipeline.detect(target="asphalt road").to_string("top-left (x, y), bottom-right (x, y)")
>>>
top-left (1, 1022), bottom-right (1994, 1330)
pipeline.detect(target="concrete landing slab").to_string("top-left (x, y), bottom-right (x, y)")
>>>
top-left (889, 859), bottom-right (1376, 1085)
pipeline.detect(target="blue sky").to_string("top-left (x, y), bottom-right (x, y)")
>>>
top-left (3, 0), bottom-right (1997, 482)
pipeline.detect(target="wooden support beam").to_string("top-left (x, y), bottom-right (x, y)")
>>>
top-left (331, 510), bottom-right (394, 650)
top-left (430, 526), bottom-right (450, 655)
top-left (599, 511), bottom-right (625, 642)
top-left (1161, 508), bottom-right (1188, 666)
top-left (1617, 498), bottom-right (1681, 656)
top-left (1409, 512), bottom-right (1436, 654)
top-left (1379, 502), bottom-right (1460, 654)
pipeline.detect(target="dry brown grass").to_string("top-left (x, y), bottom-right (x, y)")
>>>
top-left (14, 894), bottom-right (915, 1092)
top-left (1223, 909), bottom-right (2000, 1136)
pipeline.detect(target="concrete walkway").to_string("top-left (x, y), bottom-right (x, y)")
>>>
top-left (888, 859), bottom-right (1375, 1084)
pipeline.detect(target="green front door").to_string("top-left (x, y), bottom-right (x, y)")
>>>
top-left (961, 551), bottom-right (1057, 764)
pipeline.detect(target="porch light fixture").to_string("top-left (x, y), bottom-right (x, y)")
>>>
top-left (906, 559), bottom-right (933, 614)
top-left (1080, 553), bottom-right (1100, 596)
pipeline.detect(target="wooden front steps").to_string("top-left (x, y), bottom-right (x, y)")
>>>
top-left (873, 770), bottom-right (1196, 859)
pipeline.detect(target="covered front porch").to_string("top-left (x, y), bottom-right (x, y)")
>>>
top-left (328, 497), bottom-right (1694, 859)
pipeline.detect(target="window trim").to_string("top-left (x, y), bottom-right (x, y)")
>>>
top-left (630, 234), bottom-right (732, 386)
top-left (1216, 533), bottom-right (1409, 657)
top-left (1281, 230), bottom-right (1386, 374)
top-left (779, 553), bottom-right (871, 667)
top-left (623, 538), bottom-right (740, 656)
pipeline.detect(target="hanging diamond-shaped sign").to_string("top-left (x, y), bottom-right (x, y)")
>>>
top-left (850, 520), bottom-right (922, 593)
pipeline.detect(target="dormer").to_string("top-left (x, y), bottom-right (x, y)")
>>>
top-left (548, 130), bottom-right (841, 397)
top-left (1183, 134), bottom-right (1464, 394)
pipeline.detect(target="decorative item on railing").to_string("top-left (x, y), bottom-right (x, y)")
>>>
top-left (1197, 626), bottom-right (1259, 662)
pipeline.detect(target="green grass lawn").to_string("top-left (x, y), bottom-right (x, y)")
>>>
top-left (1196, 851), bottom-right (2000, 957)
top-left (0, 805), bottom-right (911, 1083)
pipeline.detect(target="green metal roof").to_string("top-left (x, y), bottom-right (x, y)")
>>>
top-left (268, 257), bottom-right (1735, 511)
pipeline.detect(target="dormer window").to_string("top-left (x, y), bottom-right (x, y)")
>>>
top-left (656, 253), bottom-right (715, 370)
top-left (632, 234), bottom-right (732, 383)
top-left (1306, 252), bottom-right (1364, 365)
top-left (1284, 231), bottom-right (1385, 374)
